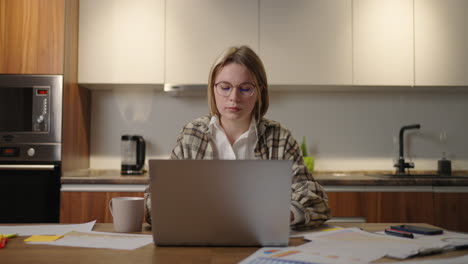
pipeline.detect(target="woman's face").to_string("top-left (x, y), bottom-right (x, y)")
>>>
top-left (214, 63), bottom-right (258, 124)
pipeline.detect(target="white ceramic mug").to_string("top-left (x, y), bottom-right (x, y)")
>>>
top-left (109, 197), bottom-right (144, 232)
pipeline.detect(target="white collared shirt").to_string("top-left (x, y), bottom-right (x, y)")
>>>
top-left (209, 115), bottom-right (258, 160)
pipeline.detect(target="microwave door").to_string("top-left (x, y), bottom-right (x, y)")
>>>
top-left (0, 87), bottom-right (34, 133)
top-left (0, 75), bottom-right (62, 163)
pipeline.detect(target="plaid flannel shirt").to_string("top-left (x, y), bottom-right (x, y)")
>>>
top-left (145, 115), bottom-right (331, 229)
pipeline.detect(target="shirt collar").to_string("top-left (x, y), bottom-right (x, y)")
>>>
top-left (209, 115), bottom-right (258, 139)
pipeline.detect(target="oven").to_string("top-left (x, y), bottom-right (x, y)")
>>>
top-left (0, 75), bottom-right (63, 223)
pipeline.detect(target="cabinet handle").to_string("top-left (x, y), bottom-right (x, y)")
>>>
top-left (0, 164), bottom-right (56, 170)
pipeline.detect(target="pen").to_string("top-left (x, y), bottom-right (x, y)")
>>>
top-left (385, 228), bottom-right (414, 239)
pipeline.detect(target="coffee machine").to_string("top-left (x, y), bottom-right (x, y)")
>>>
top-left (121, 135), bottom-right (145, 175)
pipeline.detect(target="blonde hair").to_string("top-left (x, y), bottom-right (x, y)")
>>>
top-left (207, 45), bottom-right (269, 122)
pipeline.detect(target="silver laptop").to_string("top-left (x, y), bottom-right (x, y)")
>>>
top-left (148, 159), bottom-right (292, 246)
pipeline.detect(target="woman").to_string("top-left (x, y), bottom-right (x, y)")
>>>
top-left (145, 46), bottom-right (330, 229)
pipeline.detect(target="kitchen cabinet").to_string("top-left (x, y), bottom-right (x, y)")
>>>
top-left (165, 0), bottom-right (258, 84)
top-left (364, 192), bottom-right (434, 224)
top-left (433, 191), bottom-right (468, 232)
top-left (414, 0), bottom-right (468, 86)
top-left (0, 0), bottom-right (90, 172)
top-left (259, 0), bottom-right (352, 85)
top-left (353, 0), bottom-right (414, 86)
top-left (0, 0), bottom-right (64, 74)
top-left (75, 0), bottom-right (468, 88)
top-left (78, 0), bottom-right (165, 84)
top-left (327, 189), bottom-right (434, 224)
top-left (326, 192), bottom-right (366, 218)
top-left (60, 191), bottom-right (145, 223)
top-left (328, 188), bottom-right (468, 232)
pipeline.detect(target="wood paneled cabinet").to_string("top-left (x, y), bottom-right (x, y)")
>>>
top-left (60, 191), bottom-right (145, 223)
top-left (328, 191), bottom-right (468, 232)
top-left (327, 192), bottom-right (434, 224)
top-left (0, 0), bottom-right (64, 74)
top-left (62, 190), bottom-right (468, 232)
top-left (433, 192), bottom-right (468, 233)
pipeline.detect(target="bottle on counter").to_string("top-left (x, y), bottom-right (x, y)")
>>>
top-left (437, 152), bottom-right (452, 176)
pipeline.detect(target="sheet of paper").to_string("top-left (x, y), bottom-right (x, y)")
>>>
top-left (377, 230), bottom-right (468, 248)
top-left (304, 228), bottom-right (449, 259)
top-left (376, 229), bottom-right (468, 258)
top-left (393, 254), bottom-right (468, 264)
top-left (242, 229), bottom-right (390, 264)
top-left (0, 220), bottom-right (96, 236)
top-left (240, 245), bottom-right (379, 264)
top-left (28, 230), bottom-right (153, 250)
top-left (240, 247), bottom-right (327, 264)
top-left (294, 240), bottom-right (387, 264)
top-left (241, 228), bottom-right (468, 264)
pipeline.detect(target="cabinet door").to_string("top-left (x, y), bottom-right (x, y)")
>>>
top-left (260, 0), bottom-right (352, 85)
top-left (415, 0), bottom-right (468, 85)
top-left (78, 0), bottom-right (165, 84)
top-left (0, 0), bottom-right (64, 74)
top-left (60, 191), bottom-right (144, 223)
top-left (328, 192), bottom-right (434, 224)
top-left (353, 0), bottom-right (414, 85)
top-left (434, 193), bottom-right (468, 232)
top-left (327, 192), bottom-right (366, 218)
top-left (165, 0), bottom-right (258, 84)
top-left (365, 192), bottom-right (434, 224)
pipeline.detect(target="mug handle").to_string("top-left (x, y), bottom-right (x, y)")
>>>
top-left (109, 199), bottom-right (114, 217)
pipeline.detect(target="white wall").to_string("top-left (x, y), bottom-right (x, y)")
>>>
top-left (90, 88), bottom-right (468, 171)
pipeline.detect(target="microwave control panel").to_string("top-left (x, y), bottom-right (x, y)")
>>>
top-left (32, 87), bottom-right (49, 132)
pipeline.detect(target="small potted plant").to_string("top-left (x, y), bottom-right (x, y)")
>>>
top-left (300, 136), bottom-right (315, 173)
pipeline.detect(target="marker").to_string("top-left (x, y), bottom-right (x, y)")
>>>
top-left (0, 237), bottom-right (7, 249)
top-left (385, 228), bottom-right (414, 239)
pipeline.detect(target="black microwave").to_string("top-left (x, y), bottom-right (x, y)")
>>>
top-left (0, 75), bottom-right (63, 164)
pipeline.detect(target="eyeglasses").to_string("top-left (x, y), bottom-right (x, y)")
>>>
top-left (214, 82), bottom-right (257, 97)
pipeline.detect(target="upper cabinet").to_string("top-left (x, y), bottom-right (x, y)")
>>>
top-left (353, 0), bottom-right (414, 86)
top-left (260, 0), bottom-right (352, 85)
top-left (78, 0), bottom-right (165, 84)
top-left (415, 0), bottom-right (468, 86)
top-left (75, 0), bottom-right (468, 87)
top-left (165, 0), bottom-right (258, 84)
top-left (0, 0), bottom-right (64, 74)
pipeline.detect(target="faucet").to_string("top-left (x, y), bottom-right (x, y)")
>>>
top-left (395, 124), bottom-right (421, 174)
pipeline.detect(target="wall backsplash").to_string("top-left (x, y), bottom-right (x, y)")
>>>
top-left (90, 88), bottom-right (468, 171)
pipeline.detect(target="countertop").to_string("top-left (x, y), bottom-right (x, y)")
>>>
top-left (62, 169), bottom-right (468, 186)
top-left (3, 223), bottom-right (467, 264)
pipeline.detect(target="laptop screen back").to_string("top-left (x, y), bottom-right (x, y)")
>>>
top-left (148, 159), bottom-right (292, 246)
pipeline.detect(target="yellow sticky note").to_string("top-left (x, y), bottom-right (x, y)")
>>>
top-left (3, 234), bottom-right (18, 239)
top-left (321, 227), bottom-right (344, 232)
top-left (24, 235), bottom-right (63, 242)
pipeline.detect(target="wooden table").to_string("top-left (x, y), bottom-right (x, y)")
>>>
top-left (2, 223), bottom-right (467, 263)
